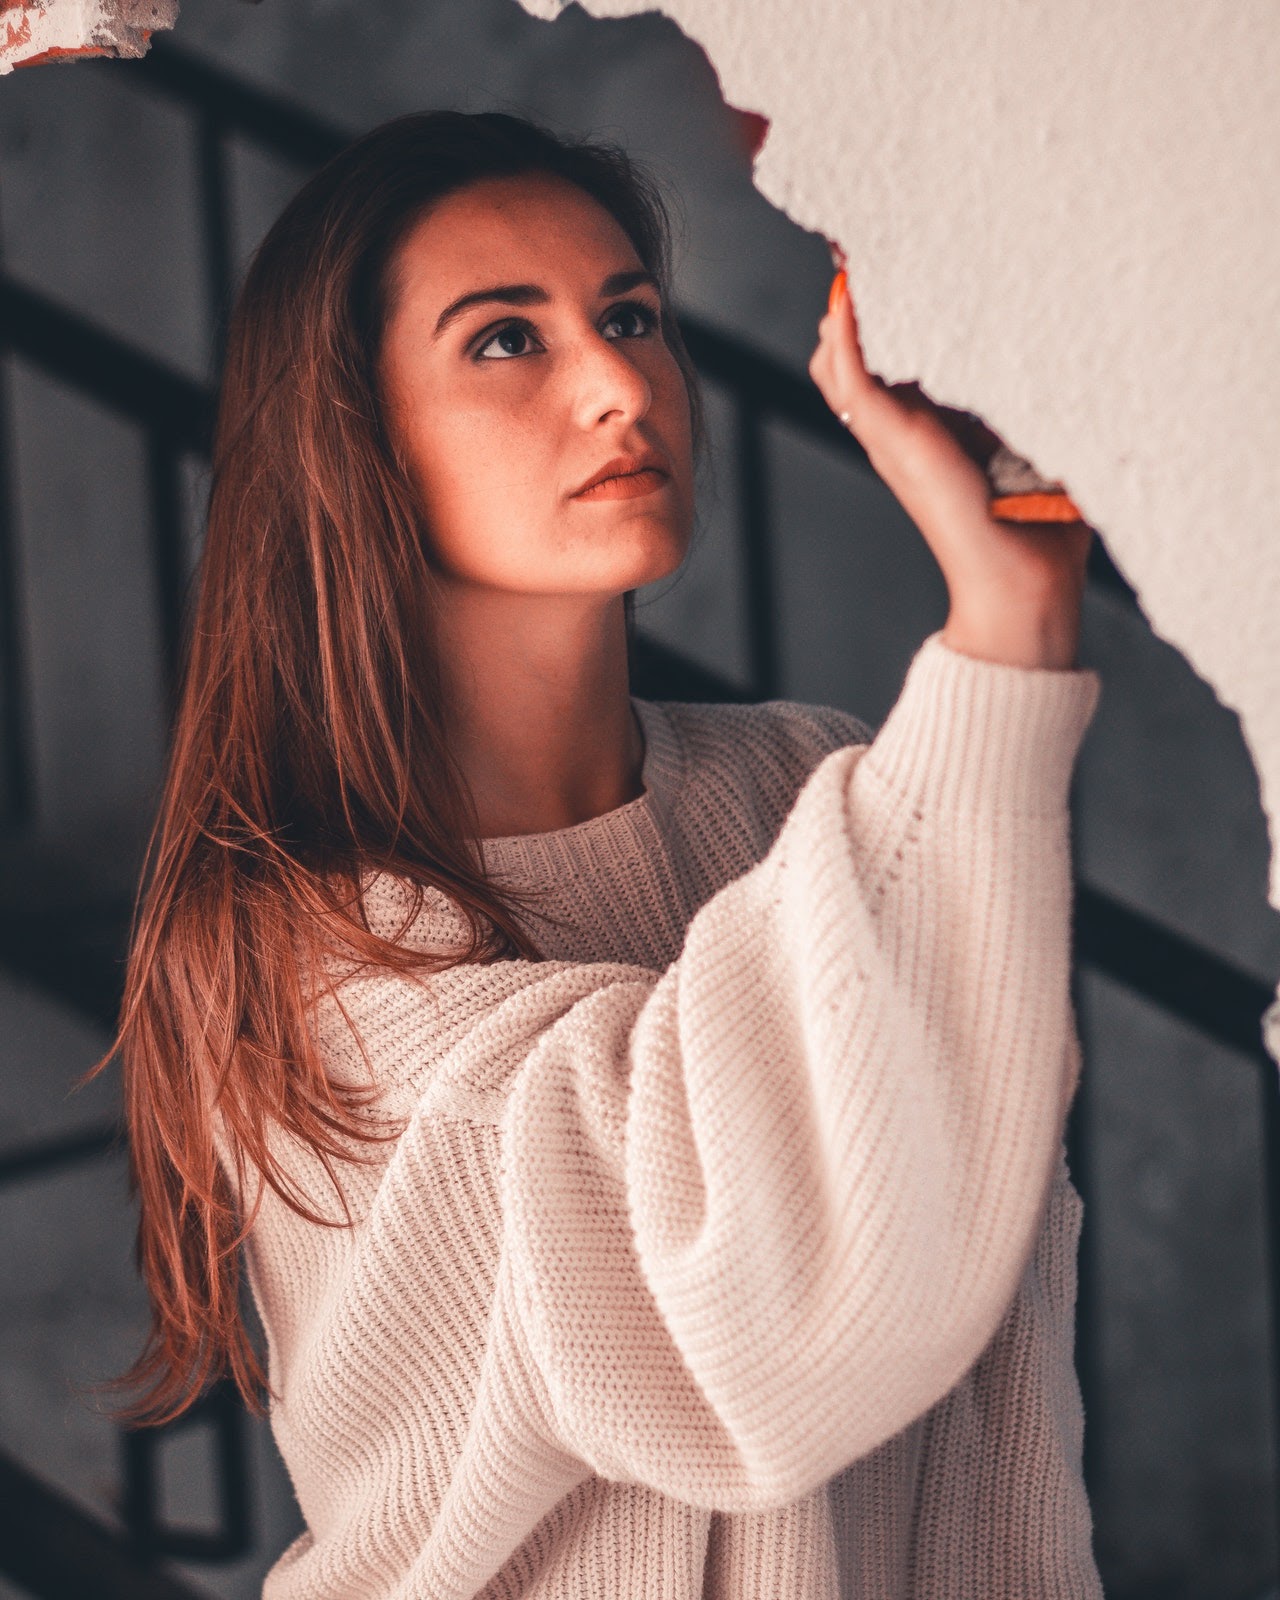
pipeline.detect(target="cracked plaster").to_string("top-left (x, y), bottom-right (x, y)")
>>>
top-left (0, 0), bottom-right (176, 73)
top-left (519, 0), bottom-right (1280, 1060)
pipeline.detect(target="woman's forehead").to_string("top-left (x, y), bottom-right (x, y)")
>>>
top-left (393, 175), bottom-right (642, 299)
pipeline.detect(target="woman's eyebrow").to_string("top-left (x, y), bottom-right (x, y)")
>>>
top-left (432, 268), bottom-right (658, 339)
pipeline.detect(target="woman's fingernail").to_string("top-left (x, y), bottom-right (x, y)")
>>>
top-left (828, 270), bottom-right (847, 314)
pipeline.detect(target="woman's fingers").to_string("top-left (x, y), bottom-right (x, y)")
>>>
top-left (814, 274), bottom-right (912, 452)
top-left (817, 273), bottom-right (873, 413)
top-left (812, 286), bottom-right (918, 487)
top-left (807, 269), bottom-right (1093, 666)
top-left (809, 272), bottom-right (1011, 556)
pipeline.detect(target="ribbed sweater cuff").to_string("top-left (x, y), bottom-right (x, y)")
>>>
top-left (860, 630), bottom-right (1101, 816)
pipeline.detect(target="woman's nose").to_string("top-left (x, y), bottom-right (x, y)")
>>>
top-left (570, 330), bottom-right (653, 428)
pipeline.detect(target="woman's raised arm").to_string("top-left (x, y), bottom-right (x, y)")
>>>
top-left (396, 630), bottom-right (1102, 1514)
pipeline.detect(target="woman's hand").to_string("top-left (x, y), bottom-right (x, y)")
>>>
top-left (809, 271), bottom-right (1094, 669)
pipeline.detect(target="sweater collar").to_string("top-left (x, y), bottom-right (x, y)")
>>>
top-left (476, 698), bottom-right (686, 887)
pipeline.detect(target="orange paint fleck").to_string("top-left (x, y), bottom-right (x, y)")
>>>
top-left (15, 44), bottom-right (111, 65)
top-left (990, 491), bottom-right (1085, 523)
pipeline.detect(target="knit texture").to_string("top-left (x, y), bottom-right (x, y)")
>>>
top-left (230, 630), bottom-right (1104, 1599)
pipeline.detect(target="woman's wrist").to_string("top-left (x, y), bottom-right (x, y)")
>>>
top-left (941, 594), bottom-right (1083, 670)
top-left (860, 626), bottom-right (1102, 817)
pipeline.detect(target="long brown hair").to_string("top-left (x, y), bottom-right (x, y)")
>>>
top-left (83, 109), bottom-right (705, 1427)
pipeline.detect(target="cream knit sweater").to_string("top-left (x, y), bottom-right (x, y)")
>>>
top-left (234, 630), bottom-right (1104, 1599)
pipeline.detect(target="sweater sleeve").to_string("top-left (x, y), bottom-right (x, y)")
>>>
top-left (419, 632), bottom-right (1099, 1513)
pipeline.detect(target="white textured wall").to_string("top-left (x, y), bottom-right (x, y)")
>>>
top-left (520, 0), bottom-right (1280, 1056)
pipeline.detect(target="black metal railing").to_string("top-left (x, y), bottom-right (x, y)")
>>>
top-left (121, 1382), bottom-right (254, 1567)
top-left (0, 1444), bottom-right (216, 1600)
top-left (0, 33), bottom-right (1275, 1598)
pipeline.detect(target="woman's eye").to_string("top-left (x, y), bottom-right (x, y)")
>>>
top-left (603, 300), bottom-right (658, 339)
top-left (472, 300), bottom-right (658, 362)
top-left (475, 322), bottom-right (539, 361)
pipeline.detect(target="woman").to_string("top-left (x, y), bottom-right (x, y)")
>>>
top-left (97, 108), bottom-right (1101, 1597)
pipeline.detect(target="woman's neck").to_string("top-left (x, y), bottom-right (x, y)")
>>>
top-left (435, 586), bottom-right (643, 839)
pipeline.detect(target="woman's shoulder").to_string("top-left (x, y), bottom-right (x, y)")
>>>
top-left (641, 694), bottom-right (876, 788)
top-left (636, 694), bottom-right (876, 865)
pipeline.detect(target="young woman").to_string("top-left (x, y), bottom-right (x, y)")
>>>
top-left (99, 109), bottom-right (1101, 1597)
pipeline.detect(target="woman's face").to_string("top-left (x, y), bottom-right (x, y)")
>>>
top-left (379, 172), bottom-right (696, 599)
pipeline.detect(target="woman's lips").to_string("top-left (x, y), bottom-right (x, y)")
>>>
top-left (573, 467), bottom-right (668, 501)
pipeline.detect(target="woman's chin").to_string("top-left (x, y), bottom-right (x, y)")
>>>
top-left (615, 545), bottom-right (689, 595)
top-left (543, 524), bottom-right (687, 598)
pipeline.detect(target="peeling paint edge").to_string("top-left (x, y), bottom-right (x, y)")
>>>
top-left (1, 0), bottom-right (177, 75)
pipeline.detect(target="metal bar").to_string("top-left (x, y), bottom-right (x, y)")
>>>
top-left (684, 318), bottom-right (871, 467)
top-left (1063, 1028), bottom-right (1102, 1496)
top-left (0, 1445), bottom-right (214, 1600)
top-left (1073, 883), bottom-right (1275, 1063)
top-left (1, 279), bottom-right (214, 455)
top-left (210, 1382), bottom-right (252, 1563)
top-left (122, 38), bottom-right (346, 170)
top-left (0, 172), bottom-right (32, 833)
top-left (1085, 537), bottom-right (1137, 607)
top-left (145, 431), bottom-right (188, 703)
top-left (735, 401), bottom-right (779, 699)
top-left (1075, 878), bottom-right (1280, 1573)
top-left (0, 1122), bottom-right (122, 1186)
top-left (122, 1381), bottom-right (253, 1565)
top-left (1067, 790), bottom-right (1102, 1497)
top-left (0, 900), bottom-right (131, 1031)
top-left (195, 111), bottom-right (234, 372)
top-left (1062, 934), bottom-right (1107, 1497)
top-left (0, 352), bottom-right (31, 831)
top-left (1261, 1048), bottom-right (1280, 1570)
top-left (629, 631), bottom-right (752, 704)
